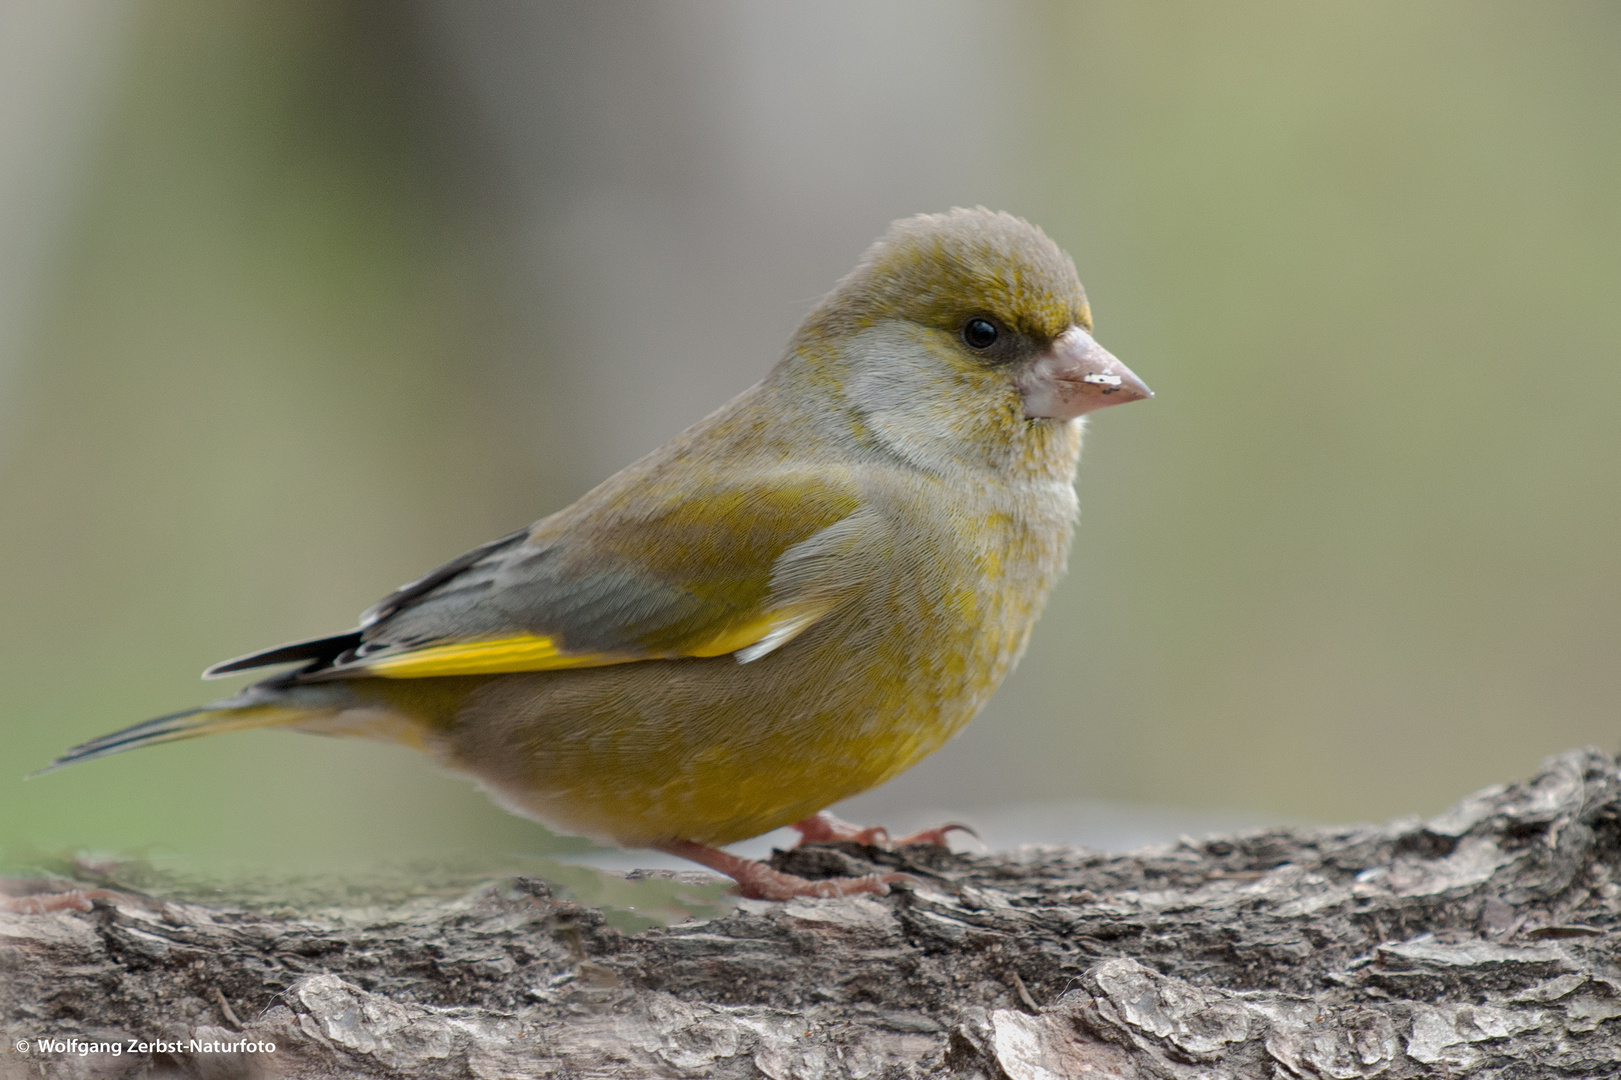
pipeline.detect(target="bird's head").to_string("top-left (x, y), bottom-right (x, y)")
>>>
top-left (787, 208), bottom-right (1150, 475)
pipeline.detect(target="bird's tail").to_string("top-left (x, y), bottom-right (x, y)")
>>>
top-left (33, 683), bottom-right (352, 776)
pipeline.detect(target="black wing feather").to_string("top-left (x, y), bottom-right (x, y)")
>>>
top-left (202, 631), bottom-right (362, 678)
top-left (201, 528), bottom-right (531, 680)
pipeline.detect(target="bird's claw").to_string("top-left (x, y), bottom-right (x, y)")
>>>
top-left (791, 812), bottom-right (889, 847)
top-left (729, 862), bottom-right (916, 901)
top-left (654, 837), bottom-right (918, 901)
top-left (791, 811), bottom-right (976, 850)
top-left (891, 821), bottom-right (978, 848)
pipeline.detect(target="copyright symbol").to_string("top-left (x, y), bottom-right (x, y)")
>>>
top-left (14, 1040), bottom-right (27, 1054)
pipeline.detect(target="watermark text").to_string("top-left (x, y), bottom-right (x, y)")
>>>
top-left (14, 1037), bottom-right (276, 1057)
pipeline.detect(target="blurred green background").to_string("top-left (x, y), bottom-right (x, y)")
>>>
top-left (2, 1), bottom-right (1618, 869)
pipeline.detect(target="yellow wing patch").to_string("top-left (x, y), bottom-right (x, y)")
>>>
top-left (356, 599), bottom-right (838, 679)
top-left (686, 599), bottom-right (838, 661)
top-left (359, 635), bottom-right (631, 679)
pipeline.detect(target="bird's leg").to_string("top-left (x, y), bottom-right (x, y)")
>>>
top-left (791, 811), bottom-right (977, 850)
top-left (655, 839), bottom-right (910, 901)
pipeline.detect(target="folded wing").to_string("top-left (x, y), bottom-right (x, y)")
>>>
top-left (208, 471), bottom-right (884, 682)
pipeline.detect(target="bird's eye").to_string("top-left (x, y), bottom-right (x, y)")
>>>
top-left (963, 318), bottom-right (998, 350)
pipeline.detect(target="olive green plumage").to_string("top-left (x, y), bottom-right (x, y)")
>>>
top-left (50, 208), bottom-right (1149, 852)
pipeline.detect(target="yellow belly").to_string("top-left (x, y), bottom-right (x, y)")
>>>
top-left (355, 594), bottom-right (1029, 847)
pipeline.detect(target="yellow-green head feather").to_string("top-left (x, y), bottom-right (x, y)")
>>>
top-left (796, 207), bottom-right (1091, 344)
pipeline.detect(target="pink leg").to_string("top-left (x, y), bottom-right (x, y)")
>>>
top-left (790, 811), bottom-right (977, 850)
top-left (655, 839), bottom-right (911, 901)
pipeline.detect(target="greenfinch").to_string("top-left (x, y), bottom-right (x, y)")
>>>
top-left (48, 208), bottom-right (1150, 899)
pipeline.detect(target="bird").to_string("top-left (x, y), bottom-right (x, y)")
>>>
top-left (44, 208), bottom-right (1151, 900)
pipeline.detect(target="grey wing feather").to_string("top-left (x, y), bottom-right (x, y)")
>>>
top-left (358, 526), bottom-right (530, 628)
top-left (350, 541), bottom-right (709, 656)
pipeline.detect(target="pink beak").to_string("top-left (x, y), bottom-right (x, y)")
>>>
top-left (1015, 326), bottom-right (1152, 420)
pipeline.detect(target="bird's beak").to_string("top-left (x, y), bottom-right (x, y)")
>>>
top-left (1015, 327), bottom-right (1152, 420)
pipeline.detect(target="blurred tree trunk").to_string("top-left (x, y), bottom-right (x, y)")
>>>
top-left (5, 748), bottom-right (1621, 1078)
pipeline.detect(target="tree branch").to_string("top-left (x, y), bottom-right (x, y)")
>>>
top-left (5, 747), bottom-right (1621, 1077)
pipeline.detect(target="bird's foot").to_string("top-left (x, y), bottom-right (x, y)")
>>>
top-left (790, 811), bottom-right (889, 847)
top-left (655, 839), bottom-right (912, 901)
top-left (790, 811), bottom-right (977, 850)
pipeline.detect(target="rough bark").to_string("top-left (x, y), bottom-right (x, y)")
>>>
top-left (5, 747), bottom-right (1621, 1078)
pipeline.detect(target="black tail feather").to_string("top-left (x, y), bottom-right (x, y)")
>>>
top-left (33, 699), bottom-right (319, 777)
top-left (33, 707), bottom-right (212, 775)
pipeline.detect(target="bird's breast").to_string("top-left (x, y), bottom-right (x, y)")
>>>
top-left (826, 475), bottom-right (1077, 740)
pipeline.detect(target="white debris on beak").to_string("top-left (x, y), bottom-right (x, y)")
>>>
top-left (1015, 327), bottom-right (1151, 420)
